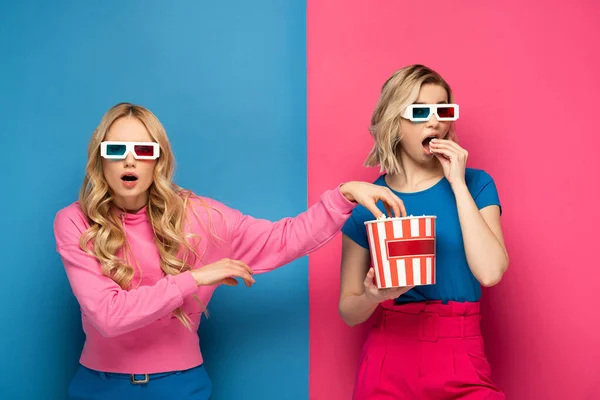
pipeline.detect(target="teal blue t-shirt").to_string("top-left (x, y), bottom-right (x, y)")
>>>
top-left (341, 168), bottom-right (501, 303)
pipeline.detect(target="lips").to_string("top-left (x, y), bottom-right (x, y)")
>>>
top-left (421, 132), bottom-right (448, 155)
top-left (422, 135), bottom-right (438, 155)
top-left (120, 173), bottom-right (138, 182)
top-left (422, 135), bottom-right (436, 147)
top-left (120, 173), bottom-right (139, 188)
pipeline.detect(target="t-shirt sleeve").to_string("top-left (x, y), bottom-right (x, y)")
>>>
top-left (472, 170), bottom-right (502, 215)
top-left (341, 206), bottom-right (370, 249)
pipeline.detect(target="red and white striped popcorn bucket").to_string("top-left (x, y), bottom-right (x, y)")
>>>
top-left (364, 215), bottom-right (436, 289)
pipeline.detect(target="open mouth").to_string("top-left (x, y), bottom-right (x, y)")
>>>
top-left (422, 136), bottom-right (436, 155)
top-left (121, 174), bottom-right (138, 182)
top-left (422, 133), bottom-right (448, 155)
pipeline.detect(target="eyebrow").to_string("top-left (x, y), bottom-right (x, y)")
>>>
top-left (413, 101), bottom-right (448, 104)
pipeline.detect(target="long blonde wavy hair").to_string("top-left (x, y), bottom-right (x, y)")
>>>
top-left (364, 64), bottom-right (457, 175)
top-left (79, 102), bottom-right (208, 329)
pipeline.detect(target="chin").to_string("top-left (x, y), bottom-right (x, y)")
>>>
top-left (110, 186), bottom-right (150, 206)
top-left (416, 151), bottom-right (435, 163)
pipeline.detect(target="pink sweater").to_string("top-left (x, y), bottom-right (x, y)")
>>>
top-left (53, 186), bottom-right (355, 374)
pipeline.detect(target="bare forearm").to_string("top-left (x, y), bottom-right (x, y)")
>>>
top-left (453, 184), bottom-right (508, 286)
top-left (339, 293), bottom-right (378, 326)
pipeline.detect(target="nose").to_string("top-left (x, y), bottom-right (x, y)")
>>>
top-left (425, 113), bottom-right (440, 128)
top-left (123, 151), bottom-right (136, 167)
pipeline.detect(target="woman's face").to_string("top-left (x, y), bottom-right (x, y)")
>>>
top-left (101, 117), bottom-right (158, 212)
top-left (398, 84), bottom-right (453, 164)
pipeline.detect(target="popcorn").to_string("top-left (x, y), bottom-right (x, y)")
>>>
top-left (378, 214), bottom-right (415, 220)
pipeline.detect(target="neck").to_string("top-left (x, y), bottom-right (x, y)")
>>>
top-left (113, 193), bottom-right (148, 214)
top-left (386, 150), bottom-right (444, 192)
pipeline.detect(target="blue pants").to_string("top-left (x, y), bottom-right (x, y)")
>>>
top-left (68, 364), bottom-right (212, 400)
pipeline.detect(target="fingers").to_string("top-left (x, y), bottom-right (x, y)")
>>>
top-left (382, 285), bottom-right (413, 300)
top-left (364, 201), bottom-right (385, 220)
top-left (373, 188), bottom-right (407, 218)
top-left (387, 189), bottom-right (407, 217)
top-left (430, 145), bottom-right (455, 159)
top-left (353, 183), bottom-right (407, 219)
top-left (430, 139), bottom-right (456, 151)
top-left (221, 277), bottom-right (239, 286)
top-left (230, 259), bottom-right (254, 275)
top-left (383, 202), bottom-right (394, 219)
top-left (364, 269), bottom-right (415, 303)
top-left (383, 287), bottom-right (404, 297)
top-left (380, 189), bottom-right (398, 218)
top-left (393, 285), bottom-right (413, 294)
top-left (364, 268), bottom-right (376, 289)
top-left (432, 151), bottom-right (450, 168)
top-left (221, 259), bottom-right (256, 287)
top-left (443, 139), bottom-right (466, 154)
top-left (431, 139), bottom-right (467, 158)
top-left (229, 267), bottom-right (255, 287)
top-left (227, 274), bottom-right (254, 288)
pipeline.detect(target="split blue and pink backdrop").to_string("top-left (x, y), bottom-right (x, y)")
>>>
top-left (1, 1), bottom-right (598, 399)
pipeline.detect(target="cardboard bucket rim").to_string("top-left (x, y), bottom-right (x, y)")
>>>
top-left (364, 215), bottom-right (437, 226)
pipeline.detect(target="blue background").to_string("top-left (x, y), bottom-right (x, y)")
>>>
top-left (0, 1), bottom-right (307, 399)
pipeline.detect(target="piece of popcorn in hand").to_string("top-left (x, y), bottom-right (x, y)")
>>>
top-left (377, 214), bottom-right (387, 220)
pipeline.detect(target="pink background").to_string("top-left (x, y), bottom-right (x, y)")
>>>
top-left (308, 1), bottom-right (600, 399)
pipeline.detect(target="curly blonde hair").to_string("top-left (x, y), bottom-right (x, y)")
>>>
top-left (79, 102), bottom-right (210, 329)
top-left (364, 64), bottom-right (456, 175)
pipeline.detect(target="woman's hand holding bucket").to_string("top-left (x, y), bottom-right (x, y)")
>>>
top-left (363, 267), bottom-right (414, 304)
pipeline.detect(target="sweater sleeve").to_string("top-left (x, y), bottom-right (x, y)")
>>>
top-left (227, 186), bottom-right (356, 274)
top-left (53, 207), bottom-right (198, 338)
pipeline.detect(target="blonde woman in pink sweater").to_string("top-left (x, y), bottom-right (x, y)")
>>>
top-left (53, 102), bottom-right (405, 400)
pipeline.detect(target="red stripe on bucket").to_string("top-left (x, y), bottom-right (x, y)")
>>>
top-left (387, 239), bottom-right (435, 258)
